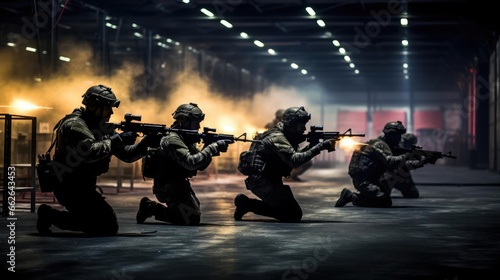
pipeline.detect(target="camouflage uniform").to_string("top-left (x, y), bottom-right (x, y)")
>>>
top-left (348, 137), bottom-right (424, 207)
top-left (49, 107), bottom-right (149, 235)
top-left (235, 107), bottom-right (332, 222)
top-left (136, 103), bottom-right (227, 226)
top-left (383, 133), bottom-right (420, 198)
top-left (337, 122), bottom-right (428, 208)
top-left (147, 131), bottom-right (220, 225)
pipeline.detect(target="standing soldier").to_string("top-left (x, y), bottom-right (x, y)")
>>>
top-left (136, 103), bottom-right (230, 226)
top-left (234, 106), bottom-right (334, 222)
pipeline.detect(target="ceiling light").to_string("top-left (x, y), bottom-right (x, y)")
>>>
top-left (253, 40), bottom-right (264, 47)
top-left (282, 58), bottom-right (288, 63)
top-left (182, 0), bottom-right (190, 3)
top-left (316, 19), bottom-right (326, 27)
top-left (26, 47), bottom-right (37, 52)
top-left (403, 69), bottom-right (408, 74)
top-left (301, 69), bottom-right (308, 75)
top-left (354, 69), bottom-right (360, 74)
top-left (7, 42), bottom-right (16, 47)
top-left (349, 63), bottom-right (355, 68)
top-left (59, 56), bottom-right (70, 62)
top-left (132, 23), bottom-right (139, 28)
top-left (200, 8), bottom-right (214, 17)
top-left (402, 39), bottom-right (409, 46)
top-left (344, 55), bottom-right (351, 62)
top-left (290, 63), bottom-right (299, 69)
top-left (305, 7), bottom-right (316, 16)
top-left (403, 63), bottom-right (408, 68)
top-left (240, 32), bottom-right (249, 38)
top-left (405, 75), bottom-right (409, 79)
top-left (332, 40), bottom-right (340, 47)
top-left (339, 47), bottom-right (346, 54)
top-left (134, 32), bottom-right (143, 38)
top-left (220, 20), bottom-right (233, 28)
top-left (400, 18), bottom-right (408, 26)
top-left (267, 49), bottom-right (276, 55)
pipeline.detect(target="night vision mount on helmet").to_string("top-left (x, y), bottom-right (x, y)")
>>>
top-left (82, 84), bottom-right (120, 108)
top-left (282, 106), bottom-right (311, 126)
top-left (383, 121), bottom-right (406, 134)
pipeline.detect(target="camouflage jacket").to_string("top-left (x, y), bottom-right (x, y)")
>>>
top-left (53, 107), bottom-right (148, 183)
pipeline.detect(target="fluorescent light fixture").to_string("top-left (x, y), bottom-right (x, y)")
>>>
top-left (290, 63), bottom-right (299, 69)
top-left (405, 75), bottom-right (409, 79)
top-left (349, 63), bottom-right (355, 68)
top-left (301, 69), bottom-right (308, 75)
top-left (134, 32), bottom-right (143, 38)
top-left (400, 18), bottom-right (408, 26)
top-left (154, 34), bottom-right (162, 39)
top-left (332, 40), bottom-right (340, 47)
top-left (403, 63), bottom-right (409, 68)
top-left (253, 40), bottom-right (264, 47)
top-left (7, 42), bottom-right (16, 47)
top-left (282, 58), bottom-right (288, 63)
top-left (240, 32), bottom-right (249, 38)
top-left (59, 56), bottom-right (70, 62)
top-left (182, 0), bottom-right (190, 3)
top-left (220, 20), bottom-right (233, 28)
top-left (200, 8), bottom-right (214, 17)
top-left (34, 77), bottom-right (42, 82)
top-left (339, 47), bottom-right (346, 54)
top-left (305, 7), bottom-right (316, 16)
top-left (26, 47), bottom-right (37, 52)
top-left (311, 76), bottom-right (316, 80)
top-left (354, 69), bottom-right (360, 74)
top-left (403, 69), bottom-right (408, 74)
top-left (344, 55), bottom-right (351, 62)
top-left (316, 19), bottom-right (326, 27)
top-left (402, 39), bottom-right (409, 46)
top-left (132, 23), bottom-right (139, 28)
top-left (267, 49), bottom-right (276, 55)
top-left (166, 38), bottom-right (173, 43)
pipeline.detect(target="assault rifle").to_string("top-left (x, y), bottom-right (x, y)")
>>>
top-left (183, 127), bottom-right (262, 145)
top-left (104, 113), bottom-right (198, 135)
top-left (305, 125), bottom-right (365, 145)
top-left (106, 113), bottom-right (260, 144)
top-left (393, 145), bottom-right (458, 160)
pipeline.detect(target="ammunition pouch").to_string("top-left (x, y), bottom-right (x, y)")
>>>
top-left (238, 149), bottom-right (266, 176)
top-left (36, 153), bottom-right (61, 193)
top-left (141, 148), bottom-right (166, 179)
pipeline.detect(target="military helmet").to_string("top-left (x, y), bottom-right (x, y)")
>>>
top-left (275, 109), bottom-right (285, 120)
top-left (82, 84), bottom-right (120, 108)
top-left (282, 106), bottom-right (311, 126)
top-left (172, 102), bottom-right (205, 122)
top-left (383, 121), bottom-right (406, 134)
top-left (401, 133), bottom-right (417, 145)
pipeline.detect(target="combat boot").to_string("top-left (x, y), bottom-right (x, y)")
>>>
top-left (36, 204), bottom-right (53, 235)
top-left (234, 194), bottom-right (252, 221)
top-left (335, 188), bottom-right (353, 207)
top-left (136, 197), bottom-right (157, 224)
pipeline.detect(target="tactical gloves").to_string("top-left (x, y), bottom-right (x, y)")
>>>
top-left (110, 131), bottom-right (137, 149)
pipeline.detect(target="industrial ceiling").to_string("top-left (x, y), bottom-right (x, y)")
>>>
top-left (1, 0), bottom-right (498, 97)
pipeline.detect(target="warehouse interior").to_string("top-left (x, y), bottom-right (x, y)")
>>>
top-left (1, 1), bottom-right (500, 279)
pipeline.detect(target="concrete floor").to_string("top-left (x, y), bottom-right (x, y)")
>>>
top-left (2, 164), bottom-right (500, 280)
